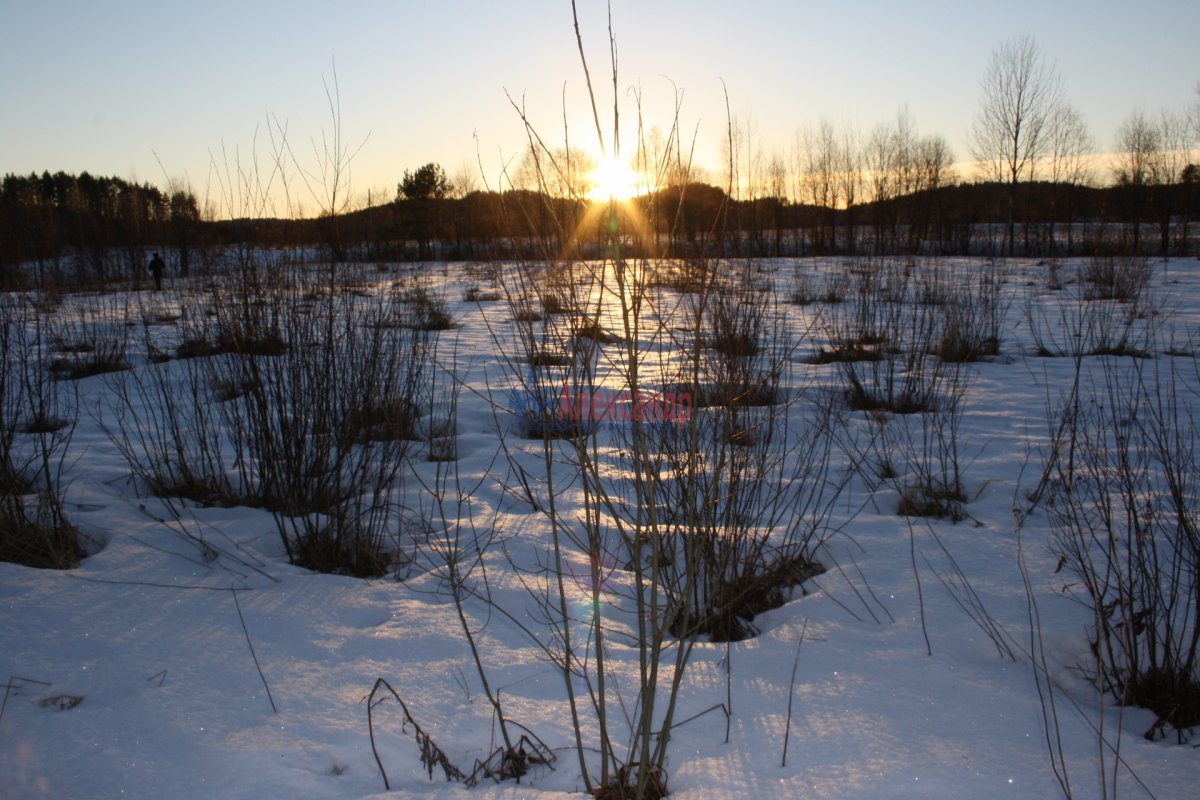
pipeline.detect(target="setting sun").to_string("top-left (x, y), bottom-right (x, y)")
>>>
top-left (587, 154), bottom-right (641, 202)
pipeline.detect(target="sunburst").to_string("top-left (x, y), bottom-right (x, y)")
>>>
top-left (586, 154), bottom-right (641, 202)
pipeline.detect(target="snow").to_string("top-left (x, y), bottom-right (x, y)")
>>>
top-left (2, 256), bottom-right (1198, 799)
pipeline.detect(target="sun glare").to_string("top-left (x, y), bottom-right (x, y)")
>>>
top-left (587, 155), bottom-right (640, 202)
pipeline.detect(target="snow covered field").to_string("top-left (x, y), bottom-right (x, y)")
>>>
top-left (2, 255), bottom-right (1198, 799)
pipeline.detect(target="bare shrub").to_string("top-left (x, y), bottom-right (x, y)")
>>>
top-left (648, 259), bottom-right (710, 293)
top-left (704, 280), bottom-right (766, 358)
top-left (463, 284), bottom-right (502, 303)
top-left (1024, 268), bottom-right (1160, 359)
top-left (491, 243), bottom-right (844, 793)
top-left (205, 264), bottom-right (430, 576)
top-left (1044, 352), bottom-right (1200, 740)
top-left (201, 277), bottom-right (290, 357)
top-left (790, 268), bottom-right (818, 306)
top-left (859, 355), bottom-right (973, 524)
top-left (931, 260), bottom-right (1008, 363)
top-left (102, 283), bottom-right (284, 509)
top-left (641, 263), bottom-right (842, 641)
top-left (1082, 253), bottom-right (1152, 302)
top-left (0, 295), bottom-right (83, 568)
top-left (826, 262), bottom-right (984, 524)
top-left (824, 257), bottom-right (946, 413)
top-left (45, 293), bottom-right (132, 379)
top-left (104, 310), bottom-right (246, 508)
top-left (930, 300), bottom-right (993, 363)
top-left (398, 284), bottom-right (456, 331)
top-left (820, 268), bottom-right (851, 304)
top-left (476, 11), bottom-right (858, 793)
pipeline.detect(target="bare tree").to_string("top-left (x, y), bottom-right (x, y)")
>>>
top-left (1152, 109), bottom-right (1193, 255)
top-left (1114, 109), bottom-right (1158, 187)
top-left (1114, 108), bottom-right (1161, 253)
top-left (863, 110), bottom-right (954, 254)
top-left (797, 119), bottom-right (842, 253)
top-left (910, 132), bottom-right (955, 252)
top-left (970, 35), bottom-right (1064, 256)
top-left (732, 112), bottom-right (769, 252)
top-left (837, 124), bottom-right (863, 253)
top-left (1045, 104), bottom-right (1093, 253)
top-left (450, 160), bottom-right (481, 199)
top-left (864, 118), bottom-right (900, 254)
top-left (512, 145), bottom-right (595, 200)
top-left (765, 151), bottom-right (789, 255)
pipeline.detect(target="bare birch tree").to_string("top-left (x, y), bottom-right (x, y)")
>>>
top-left (1046, 104), bottom-right (1093, 253)
top-left (797, 119), bottom-right (842, 253)
top-left (1156, 109), bottom-right (1194, 254)
top-left (970, 35), bottom-right (1063, 256)
top-left (1114, 108), bottom-right (1161, 253)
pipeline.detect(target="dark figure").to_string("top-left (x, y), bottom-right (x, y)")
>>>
top-left (148, 253), bottom-right (166, 290)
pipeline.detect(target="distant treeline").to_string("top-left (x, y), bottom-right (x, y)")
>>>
top-left (0, 171), bottom-right (206, 282)
top-left (3, 168), bottom-right (1198, 284)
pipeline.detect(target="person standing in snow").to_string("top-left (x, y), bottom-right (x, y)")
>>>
top-left (148, 252), bottom-right (166, 290)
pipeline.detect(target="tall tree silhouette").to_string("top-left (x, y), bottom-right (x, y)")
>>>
top-left (971, 35), bottom-right (1063, 256)
top-left (399, 163), bottom-right (450, 259)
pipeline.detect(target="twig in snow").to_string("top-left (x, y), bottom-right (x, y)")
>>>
top-left (664, 703), bottom-right (730, 735)
top-left (450, 665), bottom-right (471, 703)
top-left (365, 677), bottom-right (466, 789)
top-left (905, 517), bottom-right (932, 656)
top-left (724, 642), bottom-right (732, 744)
top-left (920, 530), bottom-right (1015, 661)
top-left (232, 588), bottom-right (276, 713)
top-left (782, 618), bottom-right (808, 768)
top-left (0, 676), bottom-right (53, 725)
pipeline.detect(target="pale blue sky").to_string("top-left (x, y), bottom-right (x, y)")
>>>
top-left (2, 0), bottom-right (1196, 215)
